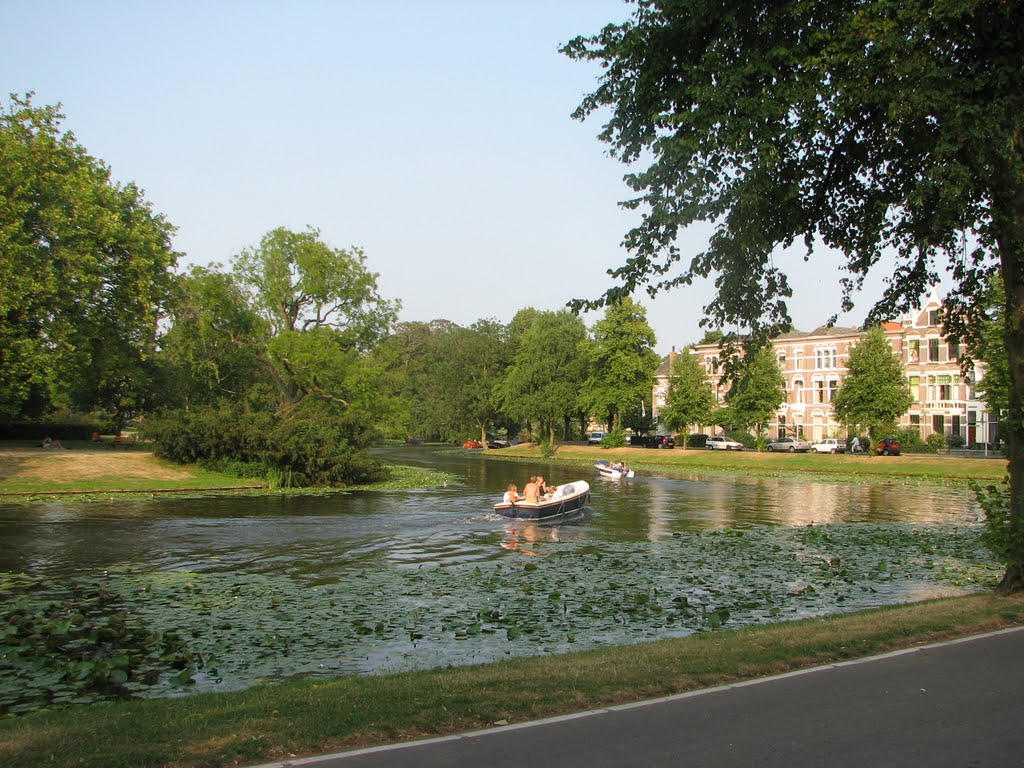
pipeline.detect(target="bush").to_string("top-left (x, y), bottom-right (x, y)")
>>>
top-left (926, 432), bottom-right (946, 452)
top-left (724, 430), bottom-right (757, 449)
top-left (600, 430), bottom-right (629, 448)
top-left (141, 406), bottom-right (385, 488)
top-left (893, 427), bottom-right (932, 454)
top-left (687, 433), bottom-right (709, 448)
top-left (946, 433), bottom-right (966, 449)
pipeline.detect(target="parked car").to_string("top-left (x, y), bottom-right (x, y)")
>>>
top-left (811, 438), bottom-right (847, 454)
top-left (587, 431), bottom-right (605, 445)
top-left (638, 434), bottom-right (675, 449)
top-left (706, 435), bottom-right (744, 450)
top-left (876, 437), bottom-right (902, 456)
top-left (766, 436), bottom-right (813, 452)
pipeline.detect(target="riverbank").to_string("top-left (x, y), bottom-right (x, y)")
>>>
top-left (483, 443), bottom-right (1008, 485)
top-left (2, 592), bottom-right (1022, 768)
top-left (0, 444), bottom-right (455, 499)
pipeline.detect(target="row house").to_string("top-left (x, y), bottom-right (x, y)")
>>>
top-left (653, 289), bottom-right (996, 446)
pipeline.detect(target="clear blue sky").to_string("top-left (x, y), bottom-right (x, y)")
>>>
top-left (3, 0), bottom-right (904, 355)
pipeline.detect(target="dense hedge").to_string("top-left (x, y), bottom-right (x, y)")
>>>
top-left (0, 419), bottom-right (113, 441)
top-left (140, 407), bottom-right (386, 488)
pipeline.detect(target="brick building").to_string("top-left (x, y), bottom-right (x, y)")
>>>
top-left (653, 289), bottom-right (996, 446)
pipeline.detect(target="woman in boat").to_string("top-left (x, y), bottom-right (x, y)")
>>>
top-left (503, 484), bottom-right (522, 504)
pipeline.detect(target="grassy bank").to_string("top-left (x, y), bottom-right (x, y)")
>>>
top-left (488, 443), bottom-right (1009, 485)
top-left (2, 593), bottom-right (1022, 768)
top-left (0, 444), bottom-right (454, 499)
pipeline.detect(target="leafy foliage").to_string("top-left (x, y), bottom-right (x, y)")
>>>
top-left (580, 297), bottom-right (659, 432)
top-left (0, 94), bottom-right (177, 422)
top-left (659, 347), bottom-right (715, 442)
top-left (724, 347), bottom-right (785, 442)
top-left (142, 405), bottom-right (385, 488)
top-left (495, 311), bottom-right (589, 444)
top-left (833, 326), bottom-right (914, 440)
top-left (563, 1), bottom-right (1024, 590)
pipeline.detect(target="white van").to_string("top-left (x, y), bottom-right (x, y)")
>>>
top-left (587, 431), bottom-right (605, 445)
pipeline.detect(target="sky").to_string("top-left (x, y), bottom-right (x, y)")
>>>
top-left (4, 0), bottom-right (911, 356)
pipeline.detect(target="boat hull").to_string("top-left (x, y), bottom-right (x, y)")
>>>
top-left (594, 461), bottom-right (634, 479)
top-left (494, 480), bottom-right (591, 520)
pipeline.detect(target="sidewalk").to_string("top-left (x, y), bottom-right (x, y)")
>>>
top-left (248, 627), bottom-right (1024, 768)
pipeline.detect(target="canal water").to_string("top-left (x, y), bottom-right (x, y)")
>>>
top-left (0, 446), bottom-right (999, 705)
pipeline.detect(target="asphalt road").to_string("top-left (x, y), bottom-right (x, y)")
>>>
top-left (249, 628), bottom-right (1024, 768)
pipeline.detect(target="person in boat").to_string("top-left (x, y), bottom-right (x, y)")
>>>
top-left (536, 475), bottom-right (549, 496)
top-left (544, 484), bottom-right (559, 500)
top-left (503, 484), bottom-right (522, 504)
top-left (522, 476), bottom-right (541, 503)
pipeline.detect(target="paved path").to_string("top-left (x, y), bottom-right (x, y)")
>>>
top-left (250, 628), bottom-right (1024, 768)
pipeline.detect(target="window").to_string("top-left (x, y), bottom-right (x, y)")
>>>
top-left (815, 380), bottom-right (826, 403)
top-left (929, 309), bottom-right (940, 326)
top-left (929, 338), bottom-right (940, 362)
top-left (932, 414), bottom-right (945, 435)
top-left (909, 375), bottom-right (921, 388)
top-left (814, 348), bottom-right (837, 369)
top-left (909, 339), bottom-right (920, 363)
top-left (777, 415), bottom-right (786, 441)
top-left (939, 384), bottom-right (952, 400)
top-left (910, 414), bottom-right (921, 428)
top-left (828, 379), bottom-right (839, 402)
top-left (793, 380), bottom-right (805, 404)
top-left (948, 341), bottom-right (959, 361)
top-left (778, 352), bottom-right (787, 369)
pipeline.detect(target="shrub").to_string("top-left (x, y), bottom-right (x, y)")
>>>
top-left (926, 432), bottom-right (946, 452)
top-left (946, 433), bottom-right (966, 449)
top-left (724, 430), bottom-right (757, 449)
top-left (141, 406), bottom-right (384, 488)
top-left (893, 427), bottom-right (932, 454)
top-left (600, 430), bottom-right (629, 448)
top-left (687, 433), bottom-right (709, 448)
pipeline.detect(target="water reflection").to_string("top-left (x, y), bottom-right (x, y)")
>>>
top-left (0, 447), bottom-right (982, 578)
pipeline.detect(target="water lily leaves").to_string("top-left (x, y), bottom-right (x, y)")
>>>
top-left (0, 520), bottom-right (1002, 716)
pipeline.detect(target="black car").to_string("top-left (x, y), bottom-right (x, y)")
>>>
top-left (876, 437), bottom-right (902, 456)
top-left (638, 434), bottom-right (675, 449)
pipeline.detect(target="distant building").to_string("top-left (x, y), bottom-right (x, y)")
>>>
top-left (653, 288), bottom-right (996, 446)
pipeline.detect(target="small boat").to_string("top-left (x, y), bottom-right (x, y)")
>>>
top-left (595, 460), bottom-right (634, 479)
top-left (494, 480), bottom-right (591, 521)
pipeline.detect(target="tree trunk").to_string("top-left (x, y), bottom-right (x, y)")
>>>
top-left (993, 146), bottom-right (1024, 594)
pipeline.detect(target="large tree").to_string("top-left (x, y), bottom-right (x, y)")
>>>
top-left (564, 1), bottom-right (1024, 591)
top-left (0, 94), bottom-right (177, 422)
top-left (495, 310), bottom-right (588, 446)
top-left (724, 347), bottom-right (785, 446)
top-left (659, 348), bottom-right (715, 447)
top-left (832, 326), bottom-right (915, 441)
top-left (232, 227), bottom-right (399, 413)
top-left (581, 296), bottom-right (660, 432)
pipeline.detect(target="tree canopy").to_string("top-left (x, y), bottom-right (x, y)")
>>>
top-left (724, 347), bottom-right (785, 444)
top-left (495, 310), bottom-right (588, 446)
top-left (832, 326), bottom-right (915, 440)
top-left (659, 348), bottom-right (714, 444)
top-left (564, 0), bottom-right (1024, 591)
top-left (581, 297), bottom-right (660, 432)
top-left (0, 94), bottom-right (178, 421)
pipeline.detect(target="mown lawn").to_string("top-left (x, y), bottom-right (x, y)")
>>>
top-left (491, 443), bottom-right (1008, 485)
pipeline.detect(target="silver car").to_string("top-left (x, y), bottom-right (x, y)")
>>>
top-left (766, 436), bottom-right (812, 452)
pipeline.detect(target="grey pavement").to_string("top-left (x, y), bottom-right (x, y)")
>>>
top-left (249, 627), bottom-right (1024, 768)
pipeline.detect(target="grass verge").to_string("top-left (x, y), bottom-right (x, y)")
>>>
top-left (2, 593), bottom-right (1023, 768)
top-left (488, 443), bottom-right (1008, 485)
